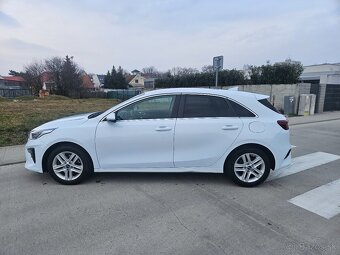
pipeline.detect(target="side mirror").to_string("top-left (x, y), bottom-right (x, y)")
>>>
top-left (106, 112), bottom-right (116, 122)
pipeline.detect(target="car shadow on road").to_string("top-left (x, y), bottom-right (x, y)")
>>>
top-left (91, 172), bottom-right (229, 185)
top-left (26, 170), bottom-right (234, 186)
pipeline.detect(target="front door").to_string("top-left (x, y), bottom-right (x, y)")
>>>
top-left (95, 95), bottom-right (178, 169)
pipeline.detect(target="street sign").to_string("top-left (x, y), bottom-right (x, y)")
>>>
top-left (213, 56), bottom-right (223, 71)
top-left (213, 56), bottom-right (223, 87)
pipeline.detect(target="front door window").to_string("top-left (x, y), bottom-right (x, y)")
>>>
top-left (116, 95), bottom-right (176, 120)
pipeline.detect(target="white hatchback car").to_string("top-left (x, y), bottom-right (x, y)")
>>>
top-left (25, 88), bottom-right (291, 187)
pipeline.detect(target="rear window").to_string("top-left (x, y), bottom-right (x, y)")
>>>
top-left (228, 100), bottom-right (256, 117)
top-left (258, 99), bottom-right (279, 113)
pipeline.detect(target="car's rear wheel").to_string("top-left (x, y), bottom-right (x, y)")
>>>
top-left (47, 145), bottom-right (92, 185)
top-left (226, 147), bottom-right (270, 187)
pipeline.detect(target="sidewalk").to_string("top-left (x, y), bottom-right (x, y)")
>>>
top-left (0, 144), bottom-right (25, 166)
top-left (1, 111), bottom-right (340, 166)
top-left (288, 111), bottom-right (340, 125)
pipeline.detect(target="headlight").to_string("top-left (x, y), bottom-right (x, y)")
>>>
top-left (29, 128), bottom-right (57, 140)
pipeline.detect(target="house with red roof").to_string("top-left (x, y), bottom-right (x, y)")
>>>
top-left (40, 72), bottom-right (95, 92)
top-left (81, 73), bottom-right (95, 90)
top-left (0, 75), bottom-right (27, 89)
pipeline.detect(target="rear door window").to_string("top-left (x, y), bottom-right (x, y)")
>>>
top-left (182, 95), bottom-right (235, 118)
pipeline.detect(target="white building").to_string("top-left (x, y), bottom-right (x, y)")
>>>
top-left (144, 78), bottom-right (156, 89)
top-left (126, 70), bottom-right (145, 88)
top-left (300, 63), bottom-right (340, 85)
top-left (89, 74), bottom-right (102, 90)
top-left (299, 63), bottom-right (340, 112)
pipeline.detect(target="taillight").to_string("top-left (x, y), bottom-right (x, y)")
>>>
top-left (277, 120), bottom-right (289, 130)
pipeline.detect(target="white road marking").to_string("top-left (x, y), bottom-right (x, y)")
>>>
top-left (268, 152), bottom-right (340, 181)
top-left (291, 145), bottom-right (297, 148)
top-left (288, 178), bottom-right (340, 219)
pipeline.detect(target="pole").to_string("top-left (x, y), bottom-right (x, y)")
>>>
top-left (215, 69), bottom-right (218, 87)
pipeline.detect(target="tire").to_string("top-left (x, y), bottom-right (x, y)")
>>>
top-left (226, 147), bottom-right (271, 187)
top-left (47, 144), bottom-right (93, 185)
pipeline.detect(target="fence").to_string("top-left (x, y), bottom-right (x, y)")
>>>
top-left (0, 89), bottom-right (32, 98)
top-left (80, 91), bottom-right (107, 99)
top-left (107, 89), bottom-right (142, 100)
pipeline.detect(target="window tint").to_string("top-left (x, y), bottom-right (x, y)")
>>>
top-left (228, 100), bottom-right (256, 117)
top-left (116, 95), bottom-right (176, 120)
top-left (183, 95), bottom-right (234, 118)
top-left (258, 99), bottom-right (279, 113)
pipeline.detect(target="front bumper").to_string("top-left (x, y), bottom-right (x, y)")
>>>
top-left (25, 140), bottom-right (45, 173)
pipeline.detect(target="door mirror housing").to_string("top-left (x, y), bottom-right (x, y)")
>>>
top-left (106, 112), bottom-right (116, 122)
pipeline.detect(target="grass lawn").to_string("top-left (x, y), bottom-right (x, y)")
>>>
top-left (0, 96), bottom-right (119, 147)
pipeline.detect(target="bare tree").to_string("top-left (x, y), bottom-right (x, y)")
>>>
top-left (171, 67), bottom-right (199, 76)
top-left (201, 65), bottom-right (214, 73)
top-left (44, 56), bottom-right (83, 97)
top-left (45, 57), bottom-right (63, 94)
top-left (24, 61), bottom-right (45, 95)
top-left (142, 66), bottom-right (157, 74)
top-left (142, 66), bottom-right (162, 78)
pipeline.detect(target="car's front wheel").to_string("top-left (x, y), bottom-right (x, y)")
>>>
top-left (47, 145), bottom-right (93, 185)
top-left (226, 147), bottom-right (271, 187)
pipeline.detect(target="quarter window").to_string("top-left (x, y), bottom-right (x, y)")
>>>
top-left (116, 95), bottom-right (176, 120)
top-left (228, 100), bottom-right (256, 117)
top-left (182, 95), bottom-right (234, 118)
top-left (258, 98), bottom-right (279, 113)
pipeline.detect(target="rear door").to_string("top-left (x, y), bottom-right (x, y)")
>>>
top-left (174, 94), bottom-right (243, 167)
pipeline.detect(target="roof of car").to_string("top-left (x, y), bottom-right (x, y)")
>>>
top-left (143, 87), bottom-right (268, 100)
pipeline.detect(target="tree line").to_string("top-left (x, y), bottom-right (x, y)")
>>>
top-left (154, 61), bottom-right (304, 88)
top-left (248, 62), bottom-right (304, 85)
top-left (10, 58), bottom-right (304, 96)
top-left (155, 69), bottom-right (246, 88)
top-left (98, 61), bottom-right (304, 89)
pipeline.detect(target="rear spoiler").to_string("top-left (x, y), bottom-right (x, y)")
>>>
top-left (256, 94), bottom-right (269, 100)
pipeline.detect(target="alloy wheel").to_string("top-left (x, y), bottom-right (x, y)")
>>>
top-left (233, 153), bottom-right (265, 183)
top-left (52, 151), bottom-right (83, 181)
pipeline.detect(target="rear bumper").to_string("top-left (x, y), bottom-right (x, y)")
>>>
top-left (275, 148), bottom-right (292, 170)
top-left (275, 153), bottom-right (292, 170)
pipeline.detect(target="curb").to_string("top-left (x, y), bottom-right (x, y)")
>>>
top-left (0, 145), bottom-right (25, 167)
top-left (0, 161), bottom-right (25, 167)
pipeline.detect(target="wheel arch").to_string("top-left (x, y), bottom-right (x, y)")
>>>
top-left (42, 141), bottom-right (94, 173)
top-left (224, 143), bottom-right (275, 173)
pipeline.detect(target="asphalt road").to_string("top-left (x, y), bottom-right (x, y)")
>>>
top-left (1, 120), bottom-right (340, 255)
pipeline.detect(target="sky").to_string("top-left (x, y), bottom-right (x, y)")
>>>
top-left (0, 0), bottom-right (339, 75)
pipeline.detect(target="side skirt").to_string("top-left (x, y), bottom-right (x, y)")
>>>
top-left (94, 167), bottom-right (222, 173)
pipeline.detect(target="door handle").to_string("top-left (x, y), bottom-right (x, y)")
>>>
top-left (222, 125), bottom-right (239, 130)
top-left (155, 126), bottom-right (172, 131)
